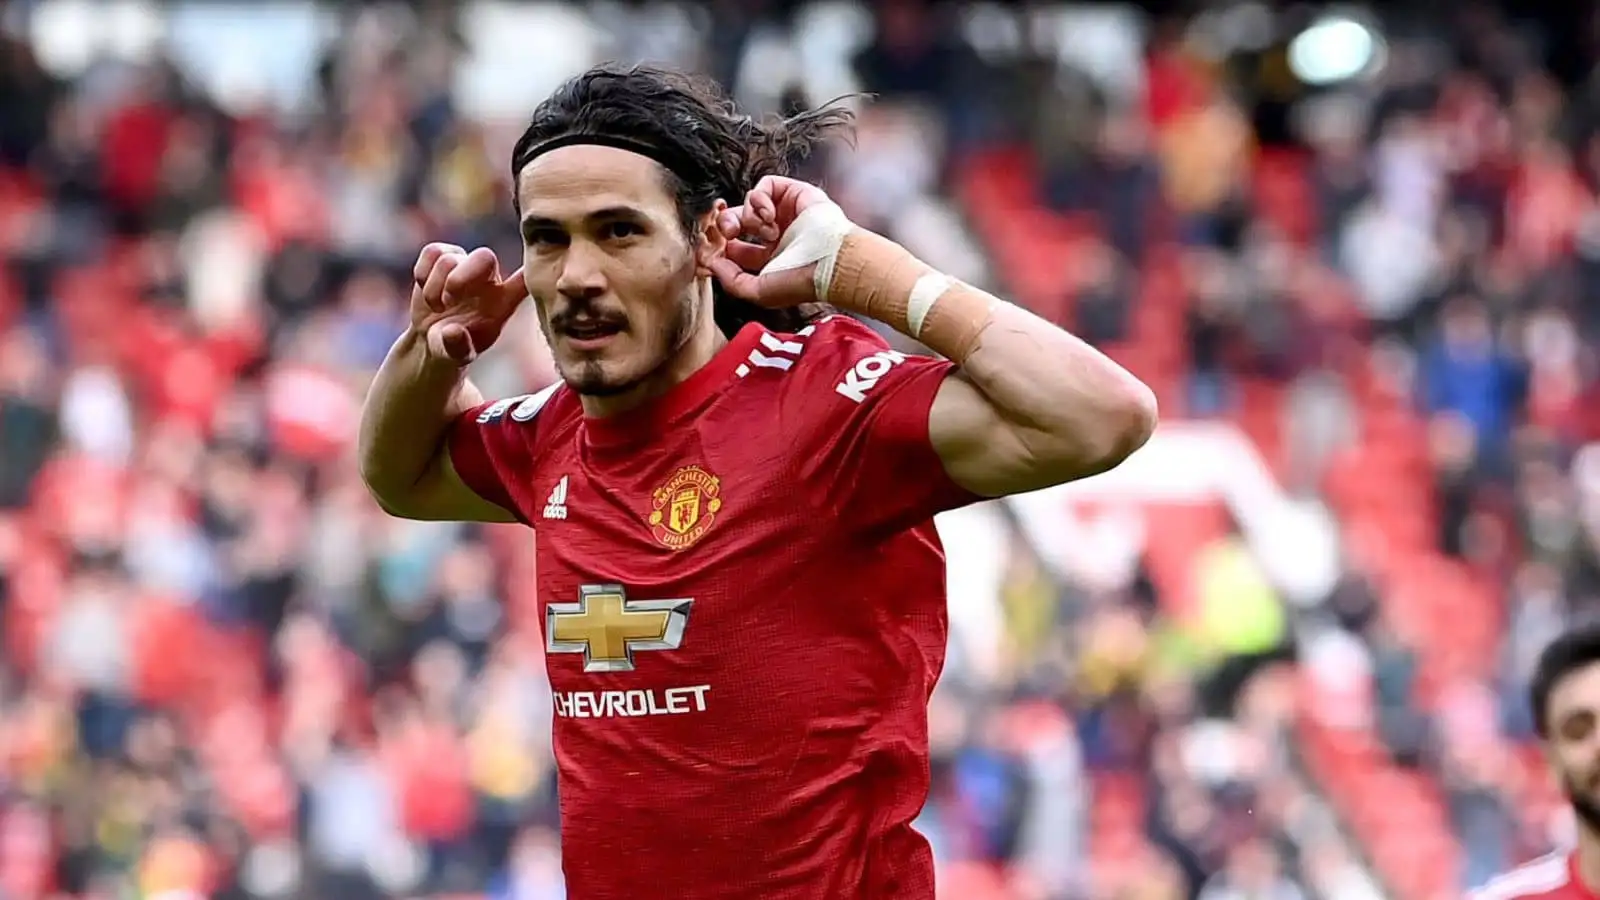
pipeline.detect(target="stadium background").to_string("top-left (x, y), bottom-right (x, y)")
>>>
top-left (2, 0), bottom-right (1598, 898)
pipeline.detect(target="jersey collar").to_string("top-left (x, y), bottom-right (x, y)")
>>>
top-left (581, 322), bottom-right (764, 449)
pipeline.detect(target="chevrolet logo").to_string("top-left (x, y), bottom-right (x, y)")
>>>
top-left (547, 584), bottom-right (693, 673)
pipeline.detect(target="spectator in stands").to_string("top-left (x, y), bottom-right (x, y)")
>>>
top-left (0, 327), bottom-right (55, 507)
top-left (1420, 296), bottom-right (1526, 471)
top-left (1183, 249), bottom-right (1241, 414)
top-left (1156, 79), bottom-right (1253, 251)
top-left (852, 0), bottom-right (989, 146)
top-left (1366, 605), bottom-right (1430, 768)
top-left (11, 2), bottom-right (1600, 898)
top-left (1442, 734), bottom-right (1517, 890)
top-left (1502, 563), bottom-right (1570, 737)
top-left (1071, 234), bottom-right (1135, 346)
top-left (1192, 516), bottom-right (1291, 716)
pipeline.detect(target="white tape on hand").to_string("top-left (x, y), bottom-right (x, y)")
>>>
top-left (759, 201), bottom-right (854, 300)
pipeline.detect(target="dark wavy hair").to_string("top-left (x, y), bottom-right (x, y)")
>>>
top-left (510, 64), bottom-right (855, 337)
top-left (1532, 623), bottom-right (1600, 738)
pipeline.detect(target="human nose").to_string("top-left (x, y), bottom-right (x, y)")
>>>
top-left (555, 240), bottom-right (607, 301)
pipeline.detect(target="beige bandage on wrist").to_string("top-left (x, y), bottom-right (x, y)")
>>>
top-left (760, 202), bottom-right (993, 363)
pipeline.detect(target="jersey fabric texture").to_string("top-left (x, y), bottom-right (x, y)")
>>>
top-left (1472, 851), bottom-right (1598, 900)
top-left (447, 315), bottom-right (981, 899)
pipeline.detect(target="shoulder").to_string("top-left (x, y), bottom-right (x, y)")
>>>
top-left (738, 313), bottom-right (886, 373)
top-left (1470, 853), bottom-right (1575, 900)
top-left (460, 382), bottom-right (581, 460)
top-left (448, 382), bottom-right (578, 519)
top-left (754, 314), bottom-right (945, 406)
top-left (470, 382), bottom-right (566, 427)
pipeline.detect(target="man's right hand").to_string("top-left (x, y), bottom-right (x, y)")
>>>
top-left (411, 243), bottom-right (529, 364)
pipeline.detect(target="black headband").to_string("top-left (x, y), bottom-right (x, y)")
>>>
top-left (520, 133), bottom-right (704, 187)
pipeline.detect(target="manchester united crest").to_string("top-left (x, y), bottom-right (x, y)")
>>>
top-left (648, 465), bottom-right (723, 551)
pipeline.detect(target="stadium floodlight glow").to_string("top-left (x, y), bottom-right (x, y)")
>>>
top-left (1288, 14), bottom-right (1382, 85)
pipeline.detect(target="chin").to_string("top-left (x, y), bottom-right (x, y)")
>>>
top-left (558, 359), bottom-right (641, 398)
top-left (567, 376), bottom-right (638, 398)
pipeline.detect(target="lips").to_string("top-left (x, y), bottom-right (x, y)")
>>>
top-left (564, 320), bottom-right (623, 340)
top-left (558, 317), bottom-right (626, 351)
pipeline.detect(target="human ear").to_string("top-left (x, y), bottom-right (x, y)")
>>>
top-left (694, 198), bottom-right (730, 277)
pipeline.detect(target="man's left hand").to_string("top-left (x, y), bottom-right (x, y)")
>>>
top-left (709, 175), bottom-right (853, 308)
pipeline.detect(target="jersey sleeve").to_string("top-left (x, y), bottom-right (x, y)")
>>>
top-left (445, 385), bottom-right (559, 523)
top-left (782, 316), bottom-right (983, 534)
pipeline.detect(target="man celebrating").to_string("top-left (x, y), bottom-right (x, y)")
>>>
top-left (358, 64), bottom-right (1156, 899)
top-left (1473, 625), bottom-right (1600, 899)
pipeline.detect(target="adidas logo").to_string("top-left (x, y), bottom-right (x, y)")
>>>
top-left (543, 476), bottom-right (569, 520)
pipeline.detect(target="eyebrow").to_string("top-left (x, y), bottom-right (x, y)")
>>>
top-left (520, 206), bottom-right (648, 233)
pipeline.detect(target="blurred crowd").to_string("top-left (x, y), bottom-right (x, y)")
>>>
top-left (4, 1), bottom-right (1600, 899)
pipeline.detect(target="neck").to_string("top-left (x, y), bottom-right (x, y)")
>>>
top-left (578, 317), bottom-right (726, 419)
top-left (1580, 824), bottom-right (1600, 893)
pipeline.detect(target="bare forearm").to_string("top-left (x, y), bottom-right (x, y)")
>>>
top-left (357, 328), bottom-right (483, 502)
top-left (828, 227), bottom-right (1157, 482)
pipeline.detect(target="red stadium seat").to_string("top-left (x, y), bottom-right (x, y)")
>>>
top-left (1251, 149), bottom-right (1318, 245)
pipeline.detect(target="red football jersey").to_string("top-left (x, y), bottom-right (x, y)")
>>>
top-left (447, 315), bottom-right (979, 899)
top-left (1473, 852), bottom-right (1599, 899)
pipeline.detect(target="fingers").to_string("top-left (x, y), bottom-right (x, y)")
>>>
top-left (718, 199), bottom-right (779, 244)
top-left (414, 242), bottom-right (466, 313)
top-left (410, 282), bottom-right (432, 313)
top-left (413, 242), bottom-right (465, 282)
top-left (723, 239), bottom-right (773, 272)
top-left (443, 247), bottom-right (499, 300)
top-left (752, 174), bottom-right (785, 207)
top-left (746, 185), bottom-right (777, 228)
top-left (421, 252), bottom-right (464, 312)
top-left (719, 176), bottom-right (826, 244)
top-left (426, 321), bottom-right (477, 364)
top-left (498, 267), bottom-right (530, 305)
top-left (754, 174), bottom-right (830, 221)
top-left (708, 257), bottom-right (761, 301)
top-left (415, 244), bottom-right (527, 317)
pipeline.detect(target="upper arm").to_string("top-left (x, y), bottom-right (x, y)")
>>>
top-left (374, 387), bottom-right (559, 525)
top-left (377, 444), bottom-right (519, 524)
top-left (778, 309), bottom-right (1156, 528)
top-left (925, 370), bottom-right (1041, 498)
top-left (432, 387), bottom-right (560, 525)
top-left (926, 370), bottom-right (1136, 497)
top-left (926, 341), bottom-right (1157, 497)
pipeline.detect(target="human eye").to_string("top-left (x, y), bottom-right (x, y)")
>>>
top-left (524, 227), bottom-right (568, 249)
top-left (601, 220), bottom-right (643, 241)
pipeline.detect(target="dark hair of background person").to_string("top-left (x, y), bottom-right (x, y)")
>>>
top-left (1530, 623), bottom-right (1600, 737)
